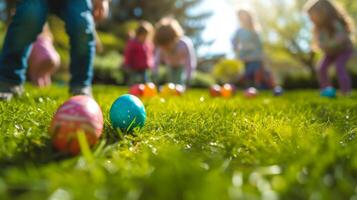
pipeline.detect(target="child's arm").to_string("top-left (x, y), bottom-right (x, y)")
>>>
top-left (183, 39), bottom-right (197, 85)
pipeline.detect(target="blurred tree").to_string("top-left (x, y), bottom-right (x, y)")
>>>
top-left (247, 0), bottom-right (317, 77)
top-left (235, 0), bottom-right (357, 76)
top-left (212, 59), bottom-right (244, 84)
top-left (108, 0), bottom-right (212, 49)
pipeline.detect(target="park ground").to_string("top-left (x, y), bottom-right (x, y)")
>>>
top-left (0, 85), bottom-right (357, 200)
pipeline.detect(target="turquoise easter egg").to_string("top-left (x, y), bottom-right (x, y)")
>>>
top-left (109, 94), bottom-right (146, 133)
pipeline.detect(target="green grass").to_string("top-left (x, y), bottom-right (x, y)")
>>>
top-left (0, 85), bottom-right (357, 200)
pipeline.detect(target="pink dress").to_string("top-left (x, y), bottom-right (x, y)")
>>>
top-left (124, 38), bottom-right (154, 71)
top-left (154, 36), bottom-right (196, 81)
top-left (28, 34), bottom-right (60, 87)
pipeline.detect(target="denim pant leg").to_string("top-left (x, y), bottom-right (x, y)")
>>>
top-left (58, 0), bottom-right (96, 87)
top-left (167, 67), bottom-right (185, 85)
top-left (244, 61), bottom-right (262, 87)
top-left (127, 69), bottom-right (148, 85)
top-left (0, 0), bottom-right (48, 85)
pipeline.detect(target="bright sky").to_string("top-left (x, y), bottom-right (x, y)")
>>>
top-left (198, 0), bottom-right (238, 57)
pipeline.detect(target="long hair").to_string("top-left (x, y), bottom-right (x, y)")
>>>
top-left (237, 9), bottom-right (259, 33)
top-left (305, 0), bottom-right (354, 38)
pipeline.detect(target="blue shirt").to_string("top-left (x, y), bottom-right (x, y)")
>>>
top-left (232, 28), bottom-right (263, 62)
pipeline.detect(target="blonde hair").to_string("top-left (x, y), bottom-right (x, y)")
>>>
top-left (237, 9), bottom-right (259, 32)
top-left (154, 17), bottom-right (184, 46)
top-left (304, 0), bottom-right (354, 37)
top-left (135, 20), bottom-right (154, 37)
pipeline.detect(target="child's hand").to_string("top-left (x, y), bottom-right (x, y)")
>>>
top-left (93, 0), bottom-right (109, 22)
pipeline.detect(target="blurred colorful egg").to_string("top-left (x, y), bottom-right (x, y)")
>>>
top-left (129, 84), bottom-right (145, 97)
top-left (175, 84), bottom-right (186, 96)
top-left (244, 87), bottom-right (258, 98)
top-left (143, 82), bottom-right (158, 98)
top-left (320, 86), bottom-right (336, 98)
top-left (109, 94), bottom-right (146, 133)
top-left (273, 86), bottom-right (284, 96)
top-left (49, 96), bottom-right (104, 155)
top-left (160, 83), bottom-right (178, 97)
top-left (209, 84), bottom-right (222, 97)
top-left (221, 84), bottom-right (234, 98)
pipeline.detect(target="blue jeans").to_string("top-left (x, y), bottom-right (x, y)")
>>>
top-left (243, 61), bottom-right (262, 88)
top-left (127, 69), bottom-right (149, 85)
top-left (0, 0), bottom-right (96, 87)
top-left (167, 66), bottom-right (185, 85)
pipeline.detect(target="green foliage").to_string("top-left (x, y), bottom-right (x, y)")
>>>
top-left (109, 0), bottom-right (212, 48)
top-left (93, 51), bottom-right (124, 84)
top-left (189, 72), bottom-right (216, 88)
top-left (212, 59), bottom-right (244, 84)
top-left (283, 68), bottom-right (357, 89)
top-left (97, 31), bottom-right (123, 54)
top-left (0, 86), bottom-right (357, 199)
top-left (248, 0), bottom-right (317, 73)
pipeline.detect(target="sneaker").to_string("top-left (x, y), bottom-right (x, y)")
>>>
top-left (0, 83), bottom-right (24, 101)
top-left (69, 86), bottom-right (93, 97)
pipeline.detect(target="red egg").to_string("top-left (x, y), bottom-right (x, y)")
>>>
top-left (129, 84), bottom-right (145, 97)
top-left (175, 84), bottom-right (186, 96)
top-left (49, 96), bottom-right (104, 155)
top-left (210, 84), bottom-right (222, 97)
top-left (244, 87), bottom-right (258, 98)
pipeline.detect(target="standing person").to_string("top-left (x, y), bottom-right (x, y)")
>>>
top-left (123, 21), bottom-right (155, 85)
top-left (305, 0), bottom-right (354, 95)
top-left (232, 9), bottom-right (265, 88)
top-left (0, 0), bottom-right (110, 101)
top-left (154, 17), bottom-right (196, 86)
top-left (28, 24), bottom-right (60, 88)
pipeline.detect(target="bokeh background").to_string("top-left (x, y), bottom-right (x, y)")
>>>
top-left (0, 0), bottom-right (356, 89)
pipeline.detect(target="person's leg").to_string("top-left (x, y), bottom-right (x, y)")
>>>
top-left (317, 55), bottom-right (334, 89)
top-left (58, 0), bottom-right (95, 95)
top-left (128, 70), bottom-right (145, 85)
top-left (252, 61), bottom-right (264, 88)
top-left (244, 61), bottom-right (260, 88)
top-left (168, 67), bottom-right (184, 85)
top-left (0, 0), bottom-right (48, 100)
top-left (143, 70), bottom-right (150, 83)
top-left (334, 49), bottom-right (353, 95)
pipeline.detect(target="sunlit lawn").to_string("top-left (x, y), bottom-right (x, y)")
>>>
top-left (0, 85), bottom-right (356, 200)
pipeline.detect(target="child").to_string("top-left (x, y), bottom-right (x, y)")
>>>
top-left (232, 9), bottom-right (265, 88)
top-left (305, 0), bottom-right (354, 95)
top-left (0, 0), bottom-right (109, 101)
top-left (124, 21), bottom-right (155, 85)
top-left (28, 24), bottom-right (60, 88)
top-left (154, 17), bottom-right (197, 86)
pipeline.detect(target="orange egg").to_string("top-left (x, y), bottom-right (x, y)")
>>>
top-left (221, 84), bottom-right (233, 98)
top-left (160, 83), bottom-right (178, 97)
top-left (143, 82), bottom-right (158, 97)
